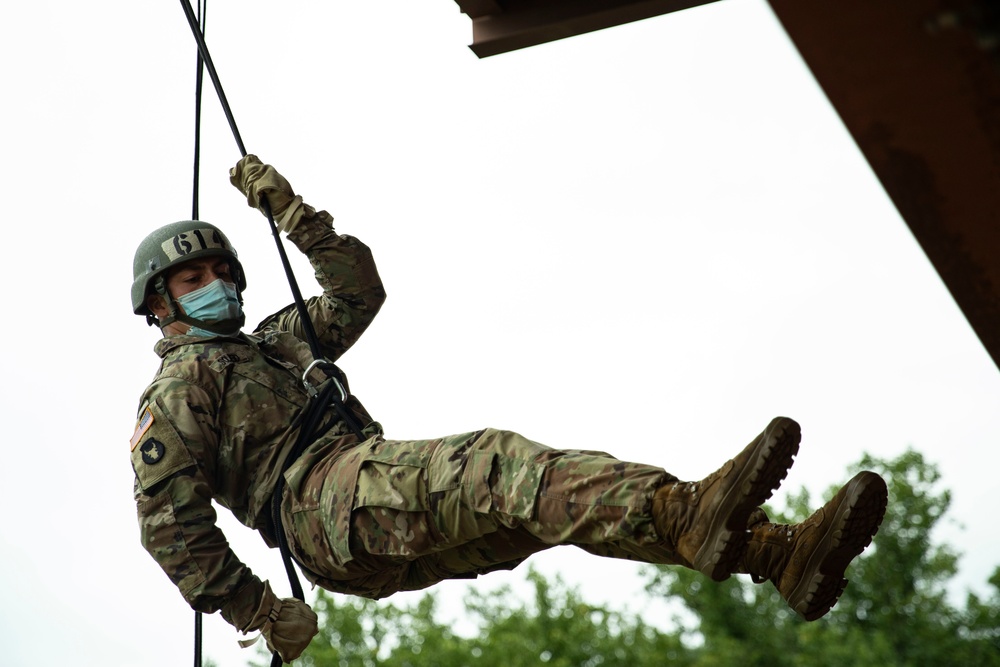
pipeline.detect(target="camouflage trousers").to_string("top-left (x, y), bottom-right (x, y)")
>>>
top-left (284, 428), bottom-right (683, 599)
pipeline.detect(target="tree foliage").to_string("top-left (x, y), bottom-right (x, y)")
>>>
top-left (251, 449), bottom-right (1000, 666)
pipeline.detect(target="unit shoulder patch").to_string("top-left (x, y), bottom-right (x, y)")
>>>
top-left (130, 399), bottom-right (196, 491)
top-left (140, 438), bottom-right (166, 465)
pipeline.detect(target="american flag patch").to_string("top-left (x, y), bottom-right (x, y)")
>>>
top-left (130, 408), bottom-right (154, 451)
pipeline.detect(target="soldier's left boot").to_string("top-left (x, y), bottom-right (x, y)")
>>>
top-left (741, 470), bottom-right (888, 621)
top-left (652, 416), bottom-right (801, 581)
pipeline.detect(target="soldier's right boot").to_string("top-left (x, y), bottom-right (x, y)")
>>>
top-left (742, 470), bottom-right (888, 621)
top-left (652, 416), bottom-right (801, 581)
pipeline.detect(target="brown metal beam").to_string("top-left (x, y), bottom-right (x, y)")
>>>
top-left (451, 0), bottom-right (1000, 370)
top-left (768, 0), bottom-right (1000, 370)
top-left (456, 0), bottom-right (722, 57)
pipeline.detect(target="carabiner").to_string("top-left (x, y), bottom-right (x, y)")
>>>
top-left (302, 358), bottom-right (348, 402)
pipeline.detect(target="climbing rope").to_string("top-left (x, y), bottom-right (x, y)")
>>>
top-left (191, 0), bottom-right (206, 222)
top-left (178, 1), bottom-right (366, 664)
top-left (189, 5), bottom-right (207, 664)
top-left (178, 0), bottom-right (367, 433)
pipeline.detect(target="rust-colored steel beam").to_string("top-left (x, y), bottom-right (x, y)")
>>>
top-left (454, 0), bottom-right (721, 57)
top-left (768, 0), bottom-right (1000, 370)
top-left (451, 0), bottom-right (1000, 370)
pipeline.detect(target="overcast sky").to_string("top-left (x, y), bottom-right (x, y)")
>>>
top-left (2, 1), bottom-right (998, 665)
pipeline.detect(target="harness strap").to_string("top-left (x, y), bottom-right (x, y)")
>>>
top-left (269, 371), bottom-right (367, 597)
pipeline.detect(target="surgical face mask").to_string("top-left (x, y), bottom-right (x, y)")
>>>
top-left (176, 279), bottom-right (243, 335)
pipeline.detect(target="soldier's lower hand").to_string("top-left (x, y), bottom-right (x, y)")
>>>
top-left (245, 582), bottom-right (319, 662)
top-left (262, 597), bottom-right (318, 662)
top-left (230, 155), bottom-right (311, 233)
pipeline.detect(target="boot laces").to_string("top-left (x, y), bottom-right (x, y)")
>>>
top-left (764, 523), bottom-right (797, 541)
top-left (747, 523), bottom-right (798, 584)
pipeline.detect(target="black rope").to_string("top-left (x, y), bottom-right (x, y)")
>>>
top-left (193, 610), bottom-right (202, 667)
top-left (177, 2), bottom-right (367, 664)
top-left (178, 0), bottom-right (246, 156)
top-left (192, 0), bottom-right (206, 221)
top-left (191, 3), bottom-right (207, 665)
top-left (179, 0), bottom-right (328, 363)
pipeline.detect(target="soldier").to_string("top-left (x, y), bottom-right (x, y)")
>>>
top-left (130, 156), bottom-right (888, 662)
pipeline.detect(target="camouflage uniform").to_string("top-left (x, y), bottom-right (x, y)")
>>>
top-left (132, 210), bottom-right (680, 630)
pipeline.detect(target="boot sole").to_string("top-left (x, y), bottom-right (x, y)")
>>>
top-left (787, 471), bottom-right (888, 621)
top-left (693, 417), bottom-right (801, 581)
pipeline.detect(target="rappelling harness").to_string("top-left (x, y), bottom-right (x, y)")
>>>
top-left (178, 2), bottom-right (366, 665)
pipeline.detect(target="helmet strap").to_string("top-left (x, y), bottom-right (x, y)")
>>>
top-left (172, 312), bottom-right (246, 336)
top-left (153, 275), bottom-right (179, 329)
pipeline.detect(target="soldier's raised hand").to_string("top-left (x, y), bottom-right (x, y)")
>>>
top-left (230, 155), bottom-right (311, 234)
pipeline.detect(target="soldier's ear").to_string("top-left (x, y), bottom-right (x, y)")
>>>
top-left (146, 293), bottom-right (169, 318)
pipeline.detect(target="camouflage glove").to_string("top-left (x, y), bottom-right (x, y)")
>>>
top-left (238, 581), bottom-right (318, 662)
top-left (229, 154), bottom-right (315, 234)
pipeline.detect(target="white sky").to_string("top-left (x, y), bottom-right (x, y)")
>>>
top-left (2, 1), bottom-right (998, 665)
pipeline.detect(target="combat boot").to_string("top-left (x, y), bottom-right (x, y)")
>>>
top-left (652, 416), bottom-right (801, 581)
top-left (742, 470), bottom-right (888, 621)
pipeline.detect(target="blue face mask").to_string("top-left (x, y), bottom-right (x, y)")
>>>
top-left (176, 279), bottom-right (243, 336)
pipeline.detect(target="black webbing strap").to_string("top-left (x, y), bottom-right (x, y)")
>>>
top-left (178, 1), bottom-right (365, 664)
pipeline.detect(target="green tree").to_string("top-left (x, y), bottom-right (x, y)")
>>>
top-left (459, 568), bottom-right (688, 667)
top-left (960, 566), bottom-right (1000, 663)
top-left (267, 568), bottom-right (685, 666)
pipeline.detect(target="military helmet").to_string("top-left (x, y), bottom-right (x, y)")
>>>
top-left (131, 220), bottom-right (247, 320)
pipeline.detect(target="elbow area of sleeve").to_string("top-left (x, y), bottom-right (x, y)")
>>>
top-left (137, 490), bottom-right (208, 598)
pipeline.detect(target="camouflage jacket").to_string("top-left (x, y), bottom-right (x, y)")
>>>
top-left (130, 211), bottom-right (385, 628)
